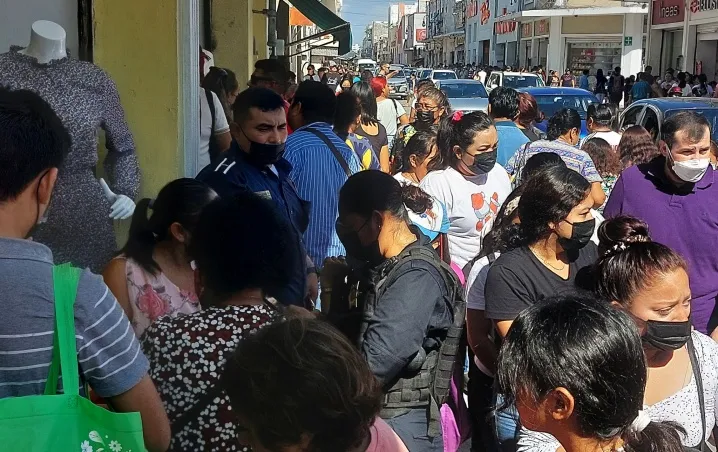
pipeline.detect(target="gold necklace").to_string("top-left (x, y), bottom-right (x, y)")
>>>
top-left (530, 246), bottom-right (567, 271)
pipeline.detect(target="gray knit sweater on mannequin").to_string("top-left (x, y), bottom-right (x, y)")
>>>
top-left (0, 47), bottom-right (140, 272)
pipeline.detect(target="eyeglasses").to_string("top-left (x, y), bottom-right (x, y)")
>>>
top-left (417, 103), bottom-right (440, 112)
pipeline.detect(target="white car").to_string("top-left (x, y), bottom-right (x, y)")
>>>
top-left (485, 71), bottom-right (545, 92)
top-left (428, 70), bottom-right (458, 84)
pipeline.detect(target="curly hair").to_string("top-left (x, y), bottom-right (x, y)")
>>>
top-left (618, 125), bottom-right (660, 168)
top-left (221, 318), bottom-right (383, 452)
top-left (582, 137), bottom-right (621, 177)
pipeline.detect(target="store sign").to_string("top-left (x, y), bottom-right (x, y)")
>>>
top-left (535, 19), bottom-right (550, 36)
top-left (481, 0), bottom-right (491, 24)
top-left (690, 0), bottom-right (718, 13)
top-left (417, 28), bottom-right (427, 41)
top-left (467, 0), bottom-right (479, 18)
top-left (652, 0), bottom-right (684, 24)
top-left (521, 22), bottom-right (533, 38)
top-left (495, 20), bottom-right (517, 34)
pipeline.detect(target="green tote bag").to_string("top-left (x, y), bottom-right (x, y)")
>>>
top-left (0, 264), bottom-right (146, 452)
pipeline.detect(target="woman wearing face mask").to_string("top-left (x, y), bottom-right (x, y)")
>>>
top-left (505, 108), bottom-right (606, 208)
top-left (419, 111), bottom-right (512, 269)
top-left (322, 170), bottom-right (465, 451)
top-left (501, 294), bottom-right (690, 452)
top-left (103, 179), bottom-right (217, 337)
top-left (483, 164), bottom-right (598, 447)
top-left (392, 87), bottom-right (449, 172)
top-left (352, 81), bottom-right (391, 172)
top-left (518, 215), bottom-right (718, 452)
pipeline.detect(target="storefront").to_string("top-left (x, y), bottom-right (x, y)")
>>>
top-left (519, 22), bottom-right (533, 68)
top-left (565, 40), bottom-right (622, 76)
top-left (690, 0), bottom-right (718, 80)
top-left (646, 0), bottom-right (685, 74)
top-left (494, 0), bottom-right (520, 67)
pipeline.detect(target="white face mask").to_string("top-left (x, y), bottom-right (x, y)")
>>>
top-left (668, 150), bottom-right (710, 183)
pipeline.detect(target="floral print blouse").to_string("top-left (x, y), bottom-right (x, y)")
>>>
top-left (121, 257), bottom-right (200, 337)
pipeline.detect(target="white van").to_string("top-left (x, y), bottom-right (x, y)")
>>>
top-left (357, 59), bottom-right (377, 74)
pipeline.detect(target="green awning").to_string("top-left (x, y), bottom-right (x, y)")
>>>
top-left (288, 0), bottom-right (351, 54)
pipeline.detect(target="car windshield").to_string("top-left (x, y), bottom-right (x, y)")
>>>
top-left (503, 75), bottom-right (544, 88)
top-left (433, 71), bottom-right (457, 80)
top-left (419, 70), bottom-right (431, 79)
top-left (392, 70), bottom-right (408, 78)
top-left (665, 109), bottom-right (718, 140)
top-left (439, 83), bottom-right (488, 98)
top-left (534, 95), bottom-right (596, 120)
top-left (358, 64), bottom-right (375, 72)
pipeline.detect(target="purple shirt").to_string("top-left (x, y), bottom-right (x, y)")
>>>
top-left (604, 158), bottom-right (718, 334)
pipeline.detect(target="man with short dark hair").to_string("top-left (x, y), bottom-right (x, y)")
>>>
top-left (284, 81), bottom-right (362, 270)
top-left (196, 87), bottom-right (316, 306)
top-left (305, 64), bottom-right (320, 82)
top-left (252, 58), bottom-right (293, 133)
top-left (605, 111), bottom-right (718, 336)
top-left (0, 87), bottom-right (170, 451)
top-left (489, 86), bottom-right (530, 166)
top-left (326, 63), bottom-right (342, 92)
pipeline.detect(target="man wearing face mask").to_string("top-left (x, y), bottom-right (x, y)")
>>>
top-left (605, 111), bottom-right (718, 337)
top-left (196, 87), bottom-right (315, 307)
top-left (0, 88), bottom-right (172, 451)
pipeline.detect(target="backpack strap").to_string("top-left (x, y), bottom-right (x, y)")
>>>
top-left (304, 127), bottom-right (353, 178)
top-left (45, 264), bottom-right (82, 396)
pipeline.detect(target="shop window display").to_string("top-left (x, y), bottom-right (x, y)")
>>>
top-left (567, 41), bottom-right (621, 76)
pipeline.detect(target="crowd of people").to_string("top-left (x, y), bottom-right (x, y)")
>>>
top-left (2, 53), bottom-right (718, 452)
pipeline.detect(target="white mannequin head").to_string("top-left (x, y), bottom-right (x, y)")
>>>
top-left (20, 20), bottom-right (67, 64)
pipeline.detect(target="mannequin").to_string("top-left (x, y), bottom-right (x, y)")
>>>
top-left (0, 21), bottom-right (139, 272)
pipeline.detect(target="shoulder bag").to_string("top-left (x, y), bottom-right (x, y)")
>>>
top-left (0, 264), bottom-right (145, 451)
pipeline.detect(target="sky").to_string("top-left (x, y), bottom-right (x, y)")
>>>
top-left (341, 0), bottom-right (390, 47)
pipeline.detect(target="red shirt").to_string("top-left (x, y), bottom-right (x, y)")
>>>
top-left (284, 100), bottom-right (293, 135)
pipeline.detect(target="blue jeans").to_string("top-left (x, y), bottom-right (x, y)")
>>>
top-left (493, 393), bottom-right (520, 452)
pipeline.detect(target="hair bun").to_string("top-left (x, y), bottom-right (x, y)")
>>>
top-left (598, 215), bottom-right (651, 257)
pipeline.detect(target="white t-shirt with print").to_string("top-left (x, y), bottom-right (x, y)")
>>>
top-left (199, 88), bottom-right (230, 172)
top-left (420, 165), bottom-right (512, 268)
top-left (377, 98), bottom-right (406, 139)
top-left (580, 130), bottom-right (622, 150)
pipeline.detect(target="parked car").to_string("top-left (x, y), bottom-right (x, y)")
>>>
top-left (619, 98), bottom-right (718, 142)
top-left (387, 69), bottom-right (411, 100)
top-left (518, 87), bottom-right (599, 138)
top-left (435, 79), bottom-right (489, 113)
top-left (417, 68), bottom-right (432, 80)
top-left (485, 71), bottom-right (545, 92)
top-left (428, 70), bottom-right (458, 84)
top-left (357, 58), bottom-right (377, 74)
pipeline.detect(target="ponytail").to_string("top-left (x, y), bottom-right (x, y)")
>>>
top-left (119, 179), bottom-right (217, 275)
top-left (622, 421), bottom-right (685, 452)
top-left (202, 67), bottom-right (239, 121)
top-left (401, 184), bottom-right (433, 214)
top-left (432, 111), bottom-right (493, 171)
top-left (122, 198), bottom-right (160, 274)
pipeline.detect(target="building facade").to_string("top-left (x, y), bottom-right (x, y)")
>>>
top-left (647, 0), bottom-right (718, 79)
top-left (466, 0), bottom-right (494, 64)
top-left (362, 20), bottom-right (389, 60)
top-left (426, 0), bottom-right (465, 65)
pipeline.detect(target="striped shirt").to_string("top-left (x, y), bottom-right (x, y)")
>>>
top-left (504, 139), bottom-right (602, 184)
top-left (284, 122), bottom-right (362, 267)
top-left (0, 237), bottom-right (149, 398)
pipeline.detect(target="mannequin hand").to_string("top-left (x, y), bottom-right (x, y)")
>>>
top-left (99, 178), bottom-right (136, 220)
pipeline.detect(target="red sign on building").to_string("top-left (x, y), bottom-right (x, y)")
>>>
top-left (416, 28), bottom-right (427, 41)
top-left (535, 18), bottom-right (550, 35)
top-left (467, 0), bottom-right (479, 18)
top-left (652, 0), bottom-right (684, 24)
top-left (495, 20), bottom-right (517, 34)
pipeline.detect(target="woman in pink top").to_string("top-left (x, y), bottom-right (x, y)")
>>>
top-left (222, 317), bottom-right (408, 452)
top-left (103, 178), bottom-right (217, 337)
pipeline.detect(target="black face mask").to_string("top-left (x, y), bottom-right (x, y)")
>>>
top-left (642, 319), bottom-right (692, 351)
top-left (467, 150), bottom-right (497, 175)
top-left (414, 110), bottom-right (435, 130)
top-left (240, 126), bottom-right (285, 166)
top-left (558, 218), bottom-right (595, 251)
top-left (336, 219), bottom-right (384, 266)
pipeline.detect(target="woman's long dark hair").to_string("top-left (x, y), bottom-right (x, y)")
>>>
top-left (479, 185), bottom-right (524, 258)
top-left (395, 128), bottom-right (437, 174)
top-left (202, 67), bottom-right (239, 121)
top-left (547, 108), bottom-right (582, 141)
top-left (497, 294), bottom-right (685, 452)
top-left (506, 164), bottom-right (590, 249)
top-left (120, 179), bottom-right (217, 275)
top-left (431, 111), bottom-right (494, 171)
top-left (339, 170), bottom-right (424, 224)
top-left (351, 82), bottom-right (379, 126)
top-left (619, 125), bottom-right (660, 168)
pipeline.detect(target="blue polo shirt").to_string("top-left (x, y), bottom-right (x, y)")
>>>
top-left (196, 141), bottom-right (309, 306)
top-left (495, 120), bottom-right (530, 167)
top-left (604, 157), bottom-right (718, 334)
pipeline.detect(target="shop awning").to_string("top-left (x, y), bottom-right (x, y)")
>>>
top-left (501, 5), bottom-right (645, 21)
top-left (286, 0), bottom-right (352, 55)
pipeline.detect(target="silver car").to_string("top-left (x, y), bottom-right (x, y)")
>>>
top-left (387, 69), bottom-right (411, 100)
top-left (435, 79), bottom-right (489, 113)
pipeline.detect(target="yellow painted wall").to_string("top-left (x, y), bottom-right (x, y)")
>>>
top-left (253, 0), bottom-right (269, 60)
top-left (93, 0), bottom-right (182, 198)
top-left (561, 15), bottom-right (623, 34)
top-left (213, 0), bottom-right (255, 87)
